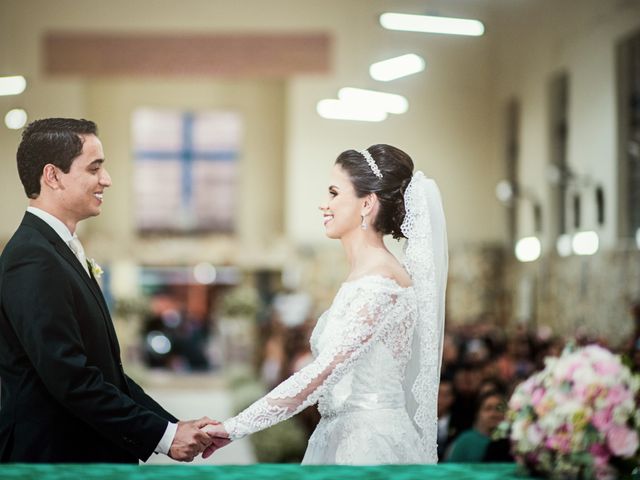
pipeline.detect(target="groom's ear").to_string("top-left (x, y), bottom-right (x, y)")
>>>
top-left (42, 164), bottom-right (62, 191)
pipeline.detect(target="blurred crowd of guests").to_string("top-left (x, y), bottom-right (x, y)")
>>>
top-left (140, 291), bottom-right (212, 371)
top-left (256, 299), bottom-right (640, 463)
top-left (438, 300), bottom-right (640, 463)
top-left (436, 320), bottom-right (544, 463)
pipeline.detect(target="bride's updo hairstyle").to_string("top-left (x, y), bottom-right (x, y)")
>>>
top-left (335, 144), bottom-right (414, 240)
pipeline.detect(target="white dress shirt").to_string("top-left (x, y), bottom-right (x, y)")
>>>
top-left (26, 207), bottom-right (177, 456)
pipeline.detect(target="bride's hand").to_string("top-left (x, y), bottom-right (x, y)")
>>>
top-left (201, 423), bottom-right (231, 459)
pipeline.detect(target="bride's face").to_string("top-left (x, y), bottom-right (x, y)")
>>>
top-left (319, 164), bottom-right (363, 239)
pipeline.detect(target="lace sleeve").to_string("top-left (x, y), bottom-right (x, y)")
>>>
top-left (222, 284), bottom-right (402, 440)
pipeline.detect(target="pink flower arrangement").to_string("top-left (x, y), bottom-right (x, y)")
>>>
top-left (499, 345), bottom-right (640, 479)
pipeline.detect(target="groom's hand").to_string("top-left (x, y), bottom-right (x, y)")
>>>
top-left (169, 417), bottom-right (219, 462)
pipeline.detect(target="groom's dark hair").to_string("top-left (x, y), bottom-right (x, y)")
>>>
top-left (17, 117), bottom-right (98, 198)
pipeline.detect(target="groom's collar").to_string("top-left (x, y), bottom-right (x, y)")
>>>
top-left (26, 206), bottom-right (74, 243)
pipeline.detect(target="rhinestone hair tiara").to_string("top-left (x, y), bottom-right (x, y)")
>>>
top-left (360, 148), bottom-right (383, 179)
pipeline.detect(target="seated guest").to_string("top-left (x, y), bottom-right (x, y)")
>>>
top-left (450, 361), bottom-right (483, 432)
top-left (437, 377), bottom-right (457, 461)
top-left (478, 376), bottom-right (507, 397)
top-left (445, 390), bottom-right (506, 463)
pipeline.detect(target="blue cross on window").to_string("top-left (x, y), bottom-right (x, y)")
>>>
top-left (134, 112), bottom-right (237, 210)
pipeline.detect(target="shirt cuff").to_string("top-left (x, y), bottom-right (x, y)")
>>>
top-left (155, 422), bottom-right (178, 455)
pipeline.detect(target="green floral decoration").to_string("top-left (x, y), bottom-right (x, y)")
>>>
top-left (220, 286), bottom-right (260, 318)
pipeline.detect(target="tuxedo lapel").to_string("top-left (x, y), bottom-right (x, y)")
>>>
top-left (89, 267), bottom-right (112, 323)
top-left (54, 242), bottom-right (112, 321)
top-left (22, 213), bottom-right (121, 359)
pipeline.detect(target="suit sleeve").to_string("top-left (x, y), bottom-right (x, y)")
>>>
top-left (126, 375), bottom-right (179, 423)
top-left (1, 243), bottom-right (168, 461)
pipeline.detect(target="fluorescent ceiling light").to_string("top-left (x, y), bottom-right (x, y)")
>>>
top-left (572, 231), bottom-right (599, 256)
top-left (380, 13), bottom-right (485, 36)
top-left (0, 75), bottom-right (27, 96)
top-left (338, 87), bottom-right (408, 114)
top-left (370, 54), bottom-right (425, 82)
top-left (4, 109), bottom-right (28, 129)
top-left (515, 236), bottom-right (541, 262)
top-left (317, 99), bottom-right (387, 122)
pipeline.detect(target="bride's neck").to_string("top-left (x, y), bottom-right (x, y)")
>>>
top-left (341, 229), bottom-right (387, 275)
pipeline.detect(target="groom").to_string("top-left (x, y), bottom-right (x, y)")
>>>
top-left (0, 118), bottom-right (217, 463)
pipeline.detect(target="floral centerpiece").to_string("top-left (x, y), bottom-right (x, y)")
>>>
top-left (499, 344), bottom-right (640, 479)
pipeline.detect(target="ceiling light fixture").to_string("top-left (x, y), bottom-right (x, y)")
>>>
top-left (556, 234), bottom-right (573, 257)
top-left (316, 99), bottom-right (387, 122)
top-left (572, 231), bottom-right (599, 256)
top-left (0, 75), bottom-right (27, 96)
top-left (369, 54), bottom-right (426, 82)
top-left (380, 13), bottom-right (485, 37)
top-left (515, 236), bottom-right (542, 262)
top-left (4, 109), bottom-right (28, 129)
top-left (338, 87), bottom-right (409, 114)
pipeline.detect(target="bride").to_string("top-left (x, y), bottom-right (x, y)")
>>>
top-left (204, 144), bottom-right (448, 464)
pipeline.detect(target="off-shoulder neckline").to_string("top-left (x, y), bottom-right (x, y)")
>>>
top-left (341, 274), bottom-right (414, 291)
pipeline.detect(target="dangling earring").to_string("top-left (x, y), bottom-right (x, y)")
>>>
top-left (361, 215), bottom-right (367, 230)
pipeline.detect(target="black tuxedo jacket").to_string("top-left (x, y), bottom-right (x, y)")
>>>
top-left (0, 212), bottom-right (178, 463)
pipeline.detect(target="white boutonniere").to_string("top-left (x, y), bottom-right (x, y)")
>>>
top-left (87, 258), bottom-right (104, 279)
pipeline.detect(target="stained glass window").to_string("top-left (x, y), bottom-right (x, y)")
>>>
top-left (132, 108), bottom-right (241, 232)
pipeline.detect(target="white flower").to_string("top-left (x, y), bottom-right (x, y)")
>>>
top-left (613, 402), bottom-right (634, 425)
top-left (526, 423), bottom-right (543, 446)
top-left (538, 409), bottom-right (562, 431)
top-left (87, 258), bottom-right (103, 279)
top-left (572, 365), bottom-right (596, 386)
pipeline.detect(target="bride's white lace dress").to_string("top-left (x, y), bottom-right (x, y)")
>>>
top-left (222, 274), bottom-right (437, 464)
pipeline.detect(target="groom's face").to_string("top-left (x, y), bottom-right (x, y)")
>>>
top-left (55, 134), bottom-right (112, 223)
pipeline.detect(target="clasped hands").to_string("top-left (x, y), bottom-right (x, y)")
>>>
top-left (168, 417), bottom-right (231, 462)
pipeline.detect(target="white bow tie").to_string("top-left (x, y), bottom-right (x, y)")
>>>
top-left (68, 235), bottom-right (90, 276)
